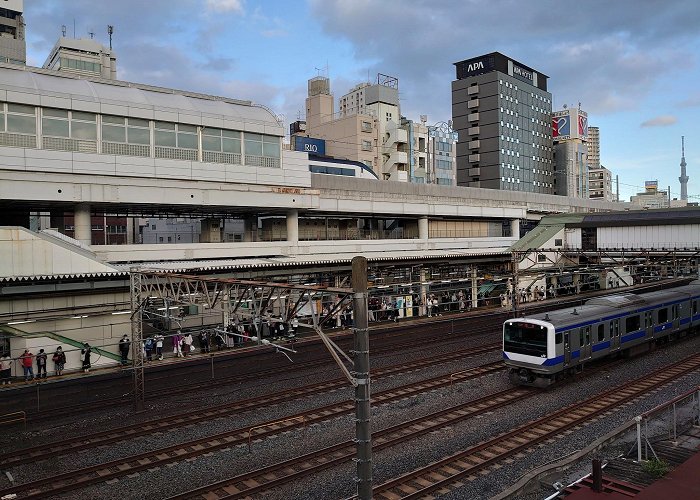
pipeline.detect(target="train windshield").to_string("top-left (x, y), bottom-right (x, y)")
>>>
top-left (504, 322), bottom-right (548, 357)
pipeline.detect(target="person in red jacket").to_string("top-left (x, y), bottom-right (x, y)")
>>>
top-left (20, 349), bottom-right (34, 382)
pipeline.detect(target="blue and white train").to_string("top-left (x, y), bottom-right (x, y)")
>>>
top-left (503, 280), bottom-right (700, 387)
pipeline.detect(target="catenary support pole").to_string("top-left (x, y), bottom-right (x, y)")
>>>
top-left (352, 256), bottom-right (372, 499)
top-left (130, 269), bottom-right (145, 412)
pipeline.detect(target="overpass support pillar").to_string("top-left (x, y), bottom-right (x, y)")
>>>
top-left (418, 216), bottom-right (429, 240)
top-left (243, 216), bottom-right (257, 242)
top-left (286, 209), bottom-right (299, 245)
top-left (511, 219), bottom-right (520, 239)
top-left (74, 203), bottom-right (92, 246)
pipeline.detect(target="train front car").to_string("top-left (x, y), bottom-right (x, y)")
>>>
top-left (503, 318), bottom-right (560, 388)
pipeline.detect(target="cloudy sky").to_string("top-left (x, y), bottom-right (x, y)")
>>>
top-left (24, 0), bottom-right (699, 201)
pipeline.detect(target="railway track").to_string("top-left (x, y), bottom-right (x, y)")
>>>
top-left (168, 387), bottom-right (535, 499)
top-left (369, 352), bottom-right (700, 499)
top-left (0, 342), bottom-right (501, 470)
top-left (0, 359), bottom-right (505, 499)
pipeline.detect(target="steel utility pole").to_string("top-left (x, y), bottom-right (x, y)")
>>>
top-left (129, 269), bottom-right (145, 411)
top-left (352, 256), bottom-right (372, 499)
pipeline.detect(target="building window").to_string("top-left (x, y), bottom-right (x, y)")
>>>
top-left (362, 140), bottom-right (372, 151)
top-left (7, 103), bottom-right (36, 135)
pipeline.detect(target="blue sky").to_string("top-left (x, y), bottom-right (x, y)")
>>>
top-left (24, 0), bottom-right (699, 202)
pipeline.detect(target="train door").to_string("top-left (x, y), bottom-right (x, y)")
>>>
top-left (672, 304), bottom-right (680, 331)
top-left (644, 311), bottom-right (653, 339)
top-left (580, 326), bottom-right (592, 360)
top-left (610, 319), bottom-right (620, 350)
top-left (564, 332), bottom-right (571, 366)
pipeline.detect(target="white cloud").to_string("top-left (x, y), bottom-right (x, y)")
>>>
top-left (206, 0), bottom-right (244, 14)
top-left (640, 115), bottom-right (677, 127)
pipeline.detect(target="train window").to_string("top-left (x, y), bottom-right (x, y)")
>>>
top-left (597, 324), bottom-right (604, 342)
top-left (693, 301), bottom-right (698, 315)
top-left (578, 330), bottom-right (584, 347)
top-left (672, 305), bottom-right (679, 320)
top-left (555, 332), bottom-right (562, 344)
top-left (658, 308), bottom-right (668, 323)
top-left (564, 333), bottom-right (569, 346)
top-left (584, 326), bottom-right (591, 345)
top-left (626, 315), bottom-right (640, 332)
top-left (644, 312), bottom-right (652, 328)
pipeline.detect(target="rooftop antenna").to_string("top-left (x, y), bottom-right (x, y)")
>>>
top-left (73, 18), bottom-right (76, 38)
top-left (88, 29), bottom-right (95, 39)
top-left (61, 25), bottom-right (66, 37)
top-left (107, 25), bottom-right (114, 49)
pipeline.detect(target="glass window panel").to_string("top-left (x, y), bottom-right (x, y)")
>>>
top-left (203, 127), bottom-right (222, 137)
top-left (202, 135), bottom-right (221, 152)
top-left (222, 137), bottom-right (240, 154)
top-left (8, 103), bottom-right (35, 115)
top-left (262, 142), bottom-right (280, 158)
top-left (245, 139), bottom-right (262, 156)
top-left (42, 118), bottom-right (69, 137)
top-left (178, 124), bottom-right (197, 133)
top-left (71, 120), bottom-right (97, 140)
top-left (128, 127), bottom-right (150, 145)
top-left (103, 115), bottom-right (125, 125)
top-left (245, 132), bottom-right (262, 142)
top-left (128, 118), bottom-right (149, 128)
top-left (177, 132), bottom-right (197, 149)
top-left (72, 111), bottom-right (96, 122)
top-left (262, 134), bottom-right (278, 144)
top-left (43, 108), bottom-right (69, 118)
top-left (7, 114), bottom-right (36, 134)
top-left (0, 112), bottom-right (4, 132)
top-left (155, 121), bottom-right (176, 131)
top-left (155, 130), bottom-right (176, 147)
top-left (102, 124), bottom-right (126, 142)
top-left (222, 129), bottom-right (239, 138)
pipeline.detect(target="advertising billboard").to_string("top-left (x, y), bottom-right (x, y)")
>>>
top-left (294, 136), bottom-right (326, 155)
top-left (552, 115), bottom-right (571, 140)
top-left (578, 112), bottom-right (588, 138)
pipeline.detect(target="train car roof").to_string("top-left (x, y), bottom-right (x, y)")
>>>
top-left (513, 281), bottom-right (700, 330)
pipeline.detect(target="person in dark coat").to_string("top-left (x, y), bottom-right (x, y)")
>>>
top-left (118, 335), bottom-right (130, 365)
top-left (199, 330), bottom-right (210, 354)
top-left (81, 343), bottom-right (92, 373)
top-left (52, 346), bottom-right (66, 376)
top-left (36, 349), bottom-right (48, 379)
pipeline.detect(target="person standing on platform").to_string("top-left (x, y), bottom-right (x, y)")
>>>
top-left (36, 349), bottom-right (48, 379)
top-left (199, 330), bottom-right (210, 354)
top-left (144, 336), bottom-right (154, 362)
top-left (173, 331), bottom-right (183, 357)
top-left (80, 343), bottom-right (92, 373)
top-left (154, 333), bottom-right (164, 360)
top-left (20, 349), bottom-right (34, 382)
top-left (182, 332), bottom-right (193, 356)
top-left (118, 334), bottom-right (130, 365)
top-left (52, 346), bottom-right (66, 376)
top-left (0, 353), bottom-right (11, 385)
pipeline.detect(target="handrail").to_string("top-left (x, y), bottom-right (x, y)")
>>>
top-left (642, 385), bottom-right (700, 419)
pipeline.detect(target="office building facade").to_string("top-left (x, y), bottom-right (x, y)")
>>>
top-left (43, 37), bottom-right (117, 80)
top-left (0, 0), bottom-right (25, 65)
top-left (552, 107), bottom-right (588, 198)
top-left (452, 52), bottom-right (553, 193)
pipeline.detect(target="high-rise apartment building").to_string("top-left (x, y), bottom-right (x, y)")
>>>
top-left (452, 52), bottom-right (553, 193)
top-left (43, 37), bottom-right (117, 80)
top-left (0, 0), bottom-right (25, 65)
top-left (586, 126), bottom-right (600, 169)
top-left (588, 165), bottom-right (615, 202)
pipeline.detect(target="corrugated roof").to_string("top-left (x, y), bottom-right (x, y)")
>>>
top-left (111, 248), bottom-right (510, 273)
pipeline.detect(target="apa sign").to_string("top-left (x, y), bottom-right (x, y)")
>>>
top-left (294, 136), bottom-right (326, 156)
top-left (456, 57), bottom-right (492, 79)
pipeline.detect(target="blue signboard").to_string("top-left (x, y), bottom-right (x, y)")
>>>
top-left (294, 136), bottom-right (326, 155)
